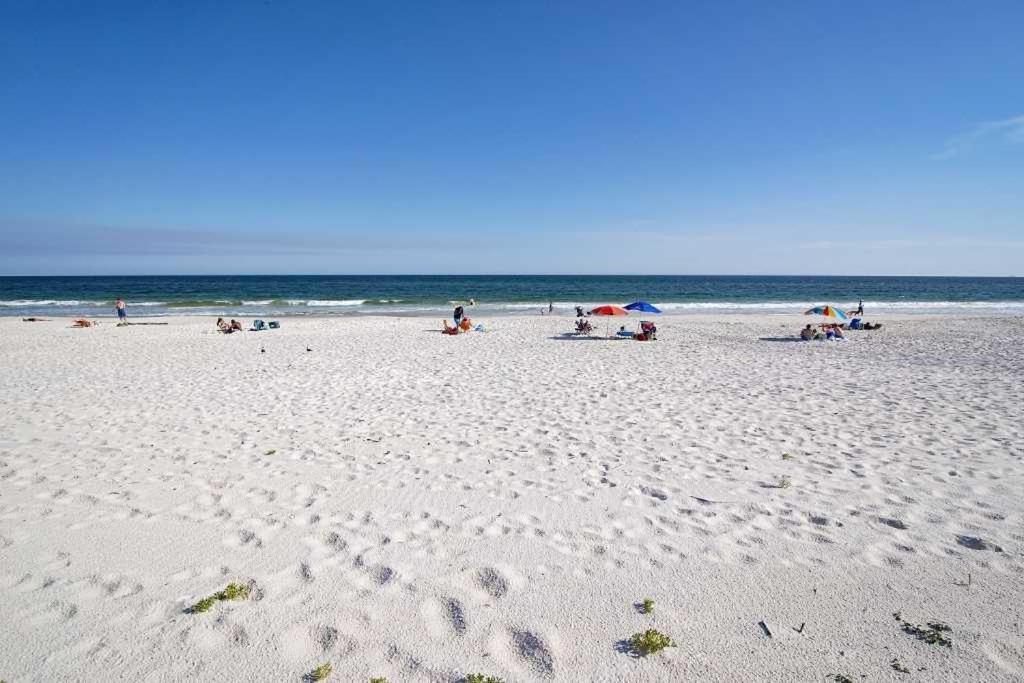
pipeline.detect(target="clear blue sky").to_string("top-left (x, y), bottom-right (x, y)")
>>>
top-left (2, 0), bottom-right (1022, 275)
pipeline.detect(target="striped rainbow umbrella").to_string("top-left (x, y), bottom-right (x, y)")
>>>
top-left (804, 304), bottom-right (849, 321)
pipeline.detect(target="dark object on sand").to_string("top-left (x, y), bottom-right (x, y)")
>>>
top-left (22, 317), bottom-right (50, 322)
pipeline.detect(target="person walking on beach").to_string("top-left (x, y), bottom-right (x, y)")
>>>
top-left (453, 305), bottom-right (464, 326)
top-left (548, 300), bottom-right (554, 313)
top-left (115, 298), bottom-right (127, 324)
top-left (855, 299), bottom-right (864, 316)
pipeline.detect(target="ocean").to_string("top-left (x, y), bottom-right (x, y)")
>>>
top-left (2, 275), bottom-right (1023, 317)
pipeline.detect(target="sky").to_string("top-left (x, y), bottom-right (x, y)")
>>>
top-left (1, 0), bottom-right (1023, 276)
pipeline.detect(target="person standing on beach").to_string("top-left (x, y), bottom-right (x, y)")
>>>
top-left (453, 305), bottom-right (464, 326)
top-left (548, 300), bottom-right (553, 313)
top-left (855, 299), bottom-right (864, 316)
top-left (115, 298), bottom-right (127, 324)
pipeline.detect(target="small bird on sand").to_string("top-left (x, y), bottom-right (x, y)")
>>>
top-left (260, 347), bottom-right (265, 353)
top-left (306, 346), bottom-right (312, 352)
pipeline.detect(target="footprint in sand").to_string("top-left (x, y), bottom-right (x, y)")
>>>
top-left (422, 596), bottom-right (469, 639)
top-left (476, 567), bottom-right (509, 599)
top-left (956, 535), bottom-right (1003, 552)
top-left (511, 629), bottom-right (555, 678)
top-left (639, 485), bottom-right (668, 501)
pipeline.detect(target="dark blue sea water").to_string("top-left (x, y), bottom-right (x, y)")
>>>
top-left (2, 275), bottom-right (1023, 317)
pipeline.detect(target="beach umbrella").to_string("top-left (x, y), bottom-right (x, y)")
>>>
top-left (804, 304), bottom-right (849, 320)
top-left (589, 305), bottom-right (628, 337)
top-left (623, 301), bottom-right (662, 314)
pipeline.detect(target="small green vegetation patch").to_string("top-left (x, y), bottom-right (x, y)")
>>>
top-left (829, 676), bottom-right (855, 683)
top-left (369, 678), bottom-right (389, 683)
top-left (629, 629), bottom-right (676, 655)
top-left (187, 582), bottom-right (251, 614)
top-left (308, 662), bottom-right (332, 680)
top-left (893, 611), bottom-right (952, 647)
top-left (465, 675), bottom-right (504, 683)
top-left (641, 598), bottom-right (655, 614)
top-left (265, 449), bottom-right (277, 455)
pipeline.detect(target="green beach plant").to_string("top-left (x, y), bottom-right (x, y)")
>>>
top-left (369, 678), bottom-right (389, 683)
top-left (893, 611), bottom-right (952, 647)
top-left (187, 582), bottom-right (252, 614)
top-left (640, 598), bottom-right (655, 614)
top-left (308, 662), bottom-right (332, 680)
top-left (628, 629), bottom-right (676, 655)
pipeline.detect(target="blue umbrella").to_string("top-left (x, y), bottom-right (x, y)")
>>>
top-left (624, 301), bottom-right (662, 314)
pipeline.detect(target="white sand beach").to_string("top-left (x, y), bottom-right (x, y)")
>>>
top-left (1, 313), bottom-right (1022, 682)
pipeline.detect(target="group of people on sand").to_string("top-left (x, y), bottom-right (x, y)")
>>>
top-left (217, 318), bottom-right (243, 333)
top-left (443, 305), bottom-right (475, 334)
top-left (799, 319), bottom-right (882, 340)
top-left (801, 323), bottom-right (845, 341)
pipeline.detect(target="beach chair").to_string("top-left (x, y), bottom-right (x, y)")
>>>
top-left (251, 320), bottom-right (267, 331)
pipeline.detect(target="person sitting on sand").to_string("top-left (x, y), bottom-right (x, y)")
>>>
top-left (217, 318), bottom-right (232, 333)
top-left (800, 324), bottom-right (814, 341)
top-left (575, 306), bottom-right (584, 317)
top-left (230, 319), bottom-right (243, 331)
top-left (833, 324), bottom-right (845, 340)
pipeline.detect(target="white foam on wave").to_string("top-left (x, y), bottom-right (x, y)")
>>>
top-left (301, 299), bottom-right (367, 307)
top-left (240, 300), bottom-right (274, 305)
top-left (0, 299), bottom-right (105, 307)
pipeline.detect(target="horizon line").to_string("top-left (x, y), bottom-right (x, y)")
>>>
top-left (1, 273), bottom-right (1023, 279)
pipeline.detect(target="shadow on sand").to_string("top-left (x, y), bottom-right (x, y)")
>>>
top-left (758, 337), bottom-right (805, 343)
top-left (549, 334), bottom-right (626, 341)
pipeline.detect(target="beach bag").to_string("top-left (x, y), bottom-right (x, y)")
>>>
top-left (268, 321), bottom-right (280, 329)
top-left (252, 320), bottom-right (266, 331)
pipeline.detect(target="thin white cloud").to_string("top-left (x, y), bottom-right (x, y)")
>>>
top-left (795, 237), bottom-right (1024, 250)
top-left (934, 114), bottom-right (1024, 159)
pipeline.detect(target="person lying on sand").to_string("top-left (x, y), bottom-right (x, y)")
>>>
top-left (22, 317), bottom-right (50, 322)
top-left (442, 320), bottom-right (460, 335)
top-left (71, 319), bottom-right (94, 328)
top-left (217, 318), bottom-right (233, 333)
